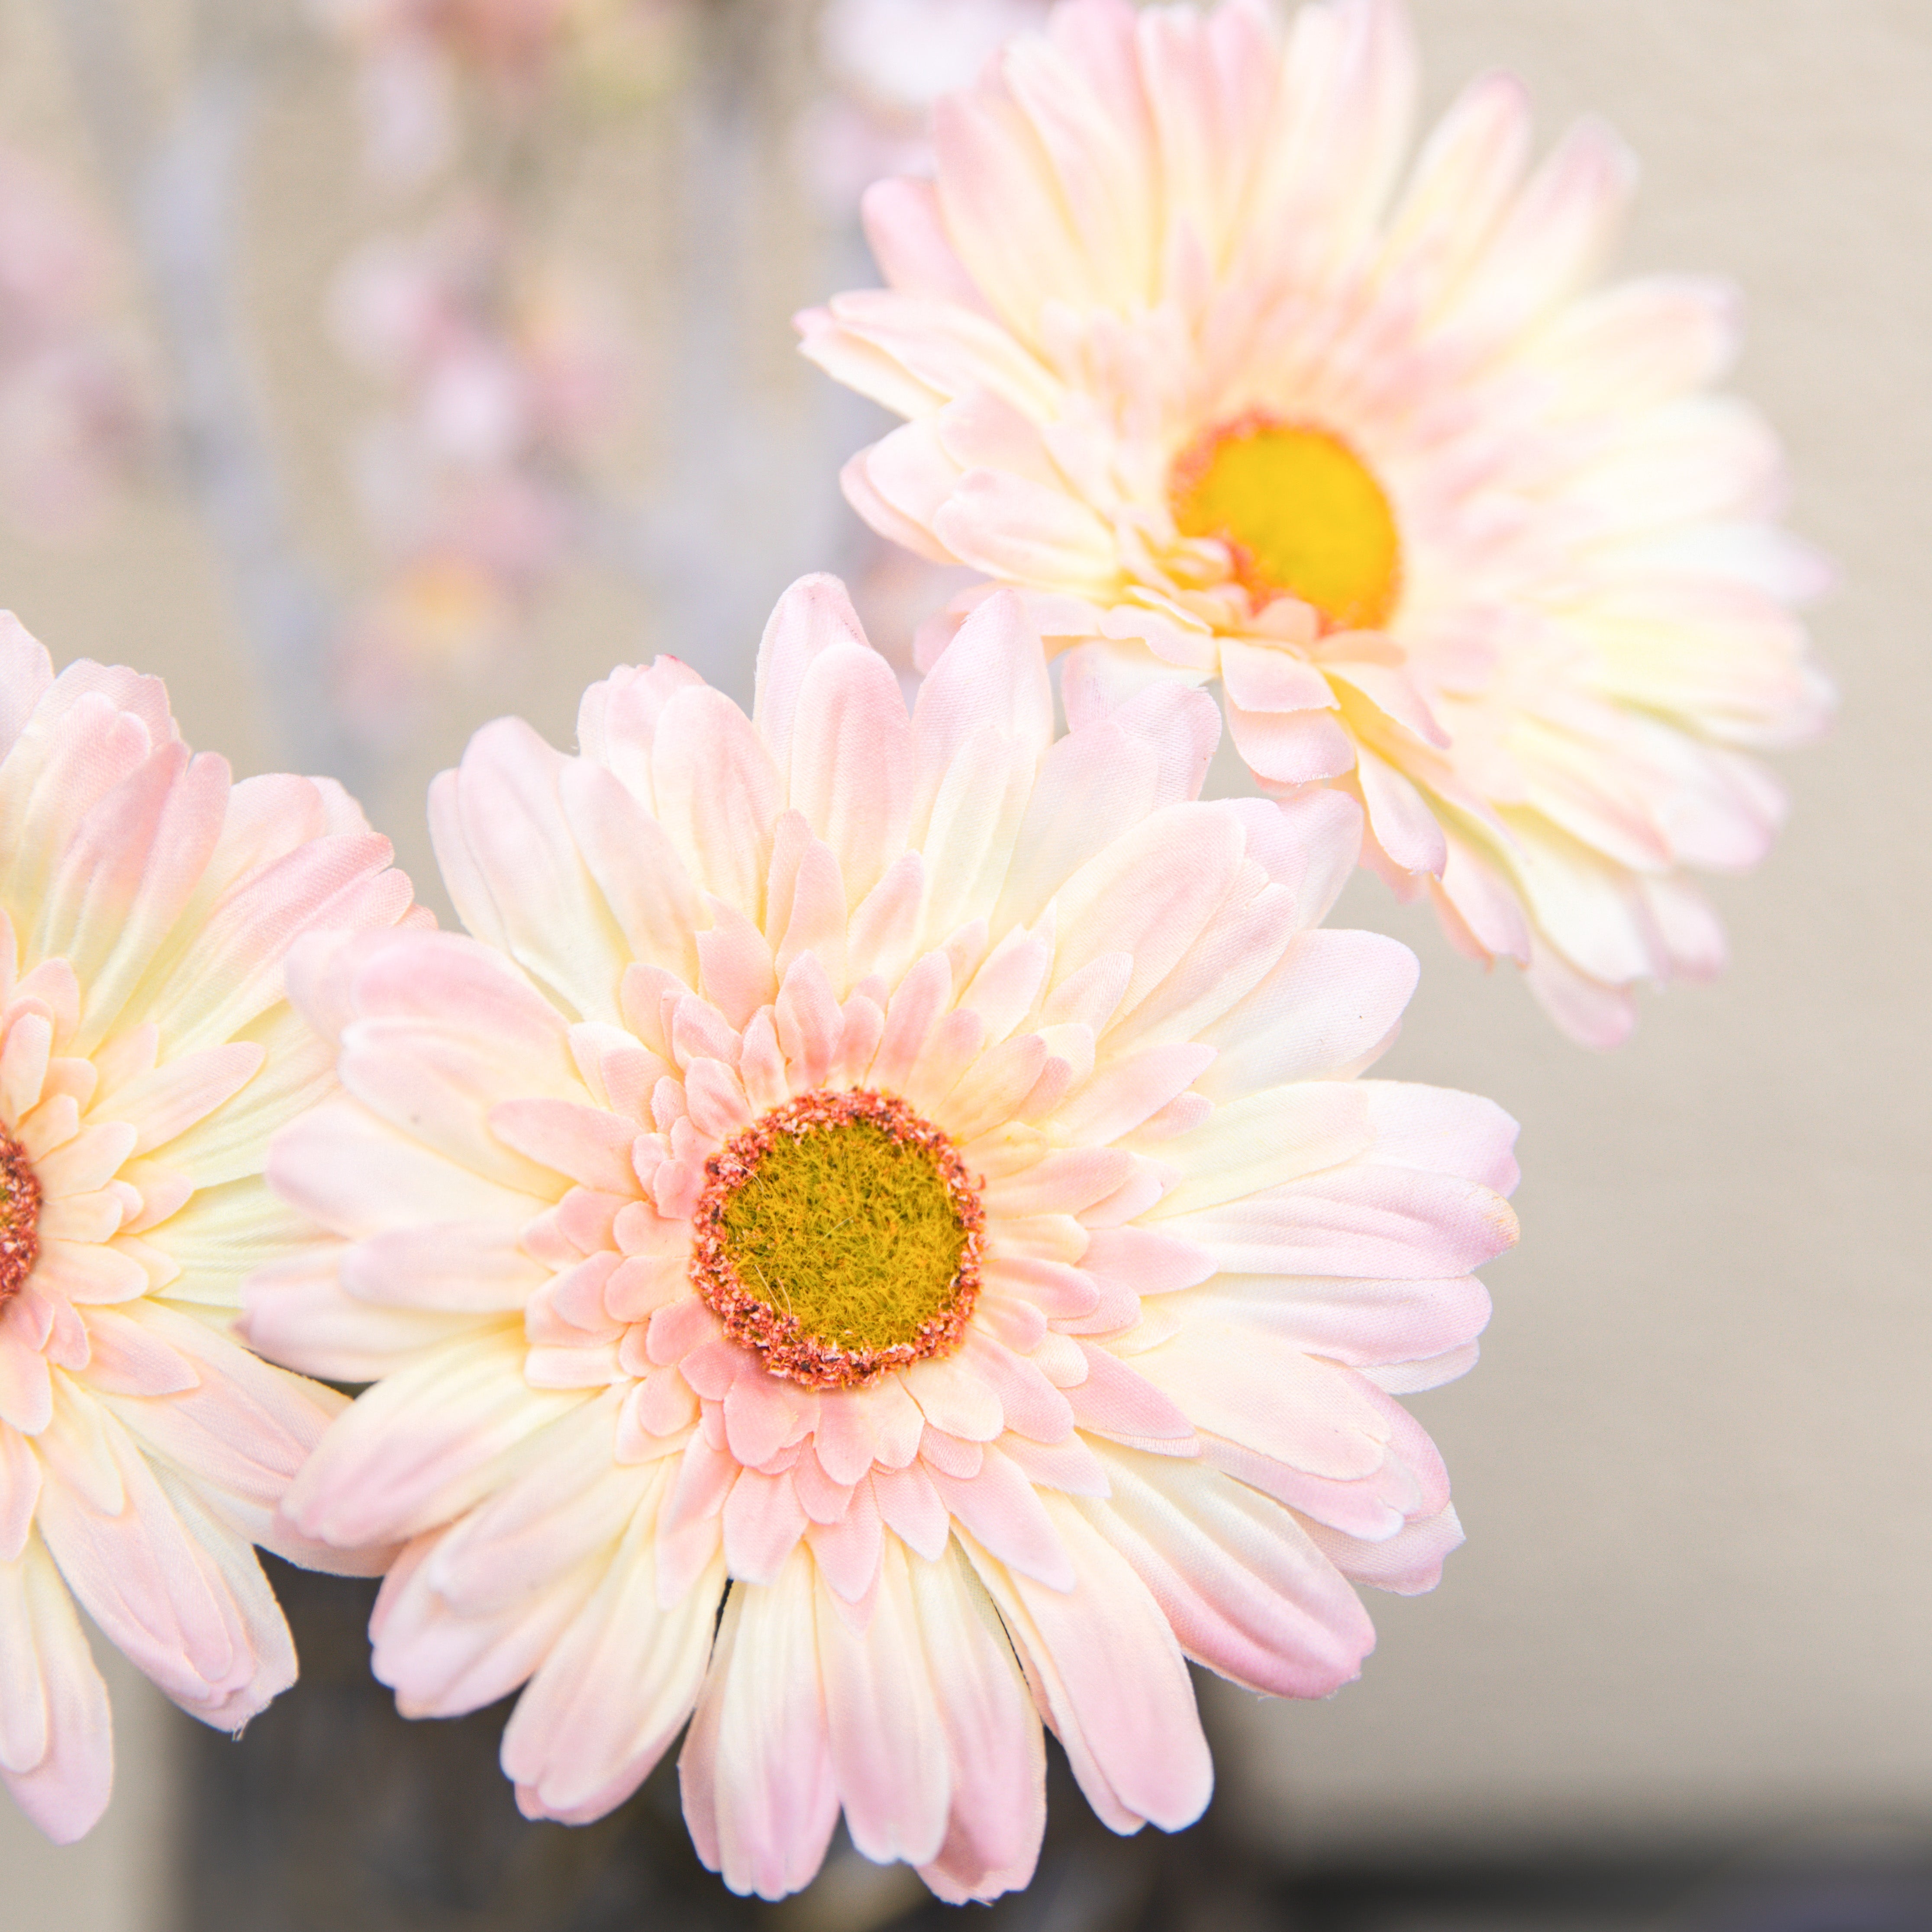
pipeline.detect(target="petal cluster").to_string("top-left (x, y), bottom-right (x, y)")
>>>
top-left (252, 577), bottom-right (1516, 1902)
top-left (0, 617), bottom-right (419, 1842)
top-left (797, 0), bottom-right (1832, 1044)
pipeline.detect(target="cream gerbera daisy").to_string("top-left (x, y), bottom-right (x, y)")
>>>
top-left (250, 577), bottom-right (1516, 1903)
top-left (0, 616), bottom-right (419, 1842)
top-left (797, 0), bottom-right (1831, 1045)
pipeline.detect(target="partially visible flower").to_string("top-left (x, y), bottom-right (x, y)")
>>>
top-left (803, 0), bottom-right (1049, 211)
top-left (315, 0), bottom-right (691, 183)
top-left (0, 617), bottom-right (420, 1842)
top-left (0, 147), bottom-right (148, 542)
top-left (798, 0), bottom-right (1832, 1045)
top-left (330, 208), bottom-right (633, 703)
top-left (250, 576), bottom-right (1516, 1902)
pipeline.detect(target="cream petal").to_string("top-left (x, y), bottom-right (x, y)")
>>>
top-left (502, 1484), bottom-right (723, 1825)
top-left (557, 759), bottom-right (704, 987)
top-left (871, 1464), bottom-right (949, 1561)
top-left (860, 175), bottom-right (987, 310)
top-left (751, 574), bottom-right (871, 790)
top-left (928, 1444), bottom-right (1072, 1590)
top-left (0, 1537), bottom-right (112, 1844)
top-left (1036, 803), bottom-right (1248, 1031)
top-left (1061, 1342), bottom-right (1194, 1454)
top-left (678, 1545), bottom-right (840, 1901)
top-left (803, 1477), bottom-right (883, 1605)
top-left (424, 1392), bottom-right (647, 1613)
top-left (31, 743), bottom-right (225, 1050)
top-left (488, 1097), bottom-right (640, 1196)
top-left (1155, 1163), bottom-right (1518, 1280)
top-left (35, 1405), bottom-right (281, 1719)
top-left (910, 1540), bottom-right (1045, 1904)
top-left (240, 1251), bottom-right (482, 1384)
top-left (0, 1424), bottom-right (39, 1562)
top-left (721, 1469), bottom-right (809, 1585)
top-left (693, 899), bottom-right (777, 1031)
top-left (839, 444), bottom-right (961, 562)
top-left (785, 645), bottom-right (914, 906)
top-left (1195, 927), bottom-right (1416, 1095)
top-left (1155, 1082), bottom-right (1371, 1216)
top-left (29, 1236), bottom-right (145, 1313)
top-left (1306, 1500), bottom-right (1464, 1596)
top-left (1378, 70), bottom-right (1530, 300)
top-left (932, 470), bottom-right (1121, 600)
top-left (0, 1010), bottom-right (51, 1125)
top-left (439, 717), bottom-right (632, 1024)
top-left (650, 688), bottom-right (783, 924)
top-left (576, 658), bottom-right (706, 801)
top-left (961, 1502), bottom-right (1211, 1835)
top-left (1227, 701), bottom-right (1358, 785)
top-left (1358, 1081), bottom-right (1520, 1192)
top-left (33, 1122), bottom-right (136, 1200)
top-left (1186, 1270), bottom-right (1490, 1377)
top-left (268, 1100), bottom-right (548, 1240)
top-left (815, 1536), bottom-right (950, 1867)
top-left (771, 836), bottom-right (847, 994)
top-left (284, 1327), bottom-right (585, 1549)
top-left (134, 830), bottom-right (411, 1059)
top-left (340, 1219), bottom-right (544, 1313)
top-left (1080, 1442), bottom-right (1374, 1697)
top-left (1438, 114), bottom-right (1636, 351)
top-left (373, 1527), bottom-right (600, 1721)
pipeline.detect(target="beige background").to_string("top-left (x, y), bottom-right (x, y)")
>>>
top-left (0, 0), bottom-right (1927, 1921)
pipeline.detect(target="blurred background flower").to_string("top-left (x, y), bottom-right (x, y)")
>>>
top-left (0, 142), bottom-right (147, 543)
top-left (800, 0), bottom-right (1046, 207)
top-left (316, 0), bottom-right (693, 185)
top-left (329, 204), bottom-right (638, 730)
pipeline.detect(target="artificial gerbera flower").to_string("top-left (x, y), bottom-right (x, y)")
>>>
top-left (796, 0), bottom-right (1832, 1045)
top-left (251, 576), bottom-right (1516, 1902)
top-left (0, 617), bottom-right (419, 1842)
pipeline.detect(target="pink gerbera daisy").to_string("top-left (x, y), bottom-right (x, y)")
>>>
top-left (797, 0), bottom-right (1832, 1045)
top-left (0, 616), bottom-right (419, 1842)
top-left (251, 577), bottom-right (1516, 1902)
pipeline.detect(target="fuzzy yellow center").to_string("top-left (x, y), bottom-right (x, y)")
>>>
top-left (0, 1126), bottom-right (42, 1307)
top-left (1170, 416), bottom-right (1401, 631)
top-left (690, 1089), bottom-right (985, 1389)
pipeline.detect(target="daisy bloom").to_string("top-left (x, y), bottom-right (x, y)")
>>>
top-left (253, 576), bottom-right (1516, 1902)
top-left (797, 0), bottom-right (1832, 1045)
top-left (0, 617), bottom-right (419, 1842)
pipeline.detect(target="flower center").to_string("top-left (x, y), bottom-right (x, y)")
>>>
top-left (0, 1126), bottom-right (42, 1307)
top-left (690, 1089), bottom-right (984, 1390)
top-left (1170, 415), bottom-right (1401, 631)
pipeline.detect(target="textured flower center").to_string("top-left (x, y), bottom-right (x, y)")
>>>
top-left (1171, 415), bottom-right (1401, 630)
top-left (0, 1125), bottom-right (42, 1307)
top-left (689, 1089), bottom-right (984, 1390)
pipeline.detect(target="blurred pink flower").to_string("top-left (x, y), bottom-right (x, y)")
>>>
top-left (0, 617), bottom-right (420, 1843)
top-left (0, 147), bottom-right (147, 542)
top-left (331, 208), bottom-right (634, 696)
top-left (249, 576), bottom-right (1516, 1902)
top-left (803, 0), bottom-right (1050, 210)
top-left (800, 0), bottom-right (1832, 1044)
top-left (316, 0), bottom-right (691, 182)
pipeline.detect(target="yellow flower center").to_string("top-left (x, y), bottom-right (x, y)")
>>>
top-left (690, 1089), bottom-right (984, 1390)
top-left (1170, 415), bottom-right (1401, 631)
top-left (0, 1126), bottom-right (42, 1306)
